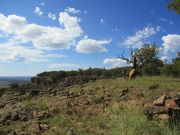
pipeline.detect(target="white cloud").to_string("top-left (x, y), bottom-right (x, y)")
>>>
top-left (0, 42), bottom-right (65, 62)
top-left (65, 7), bottom-right (81, 14)
top-left (48, 12), bottom-right (56, 20)
top-left (103, 58), bottom-right (130, 68)
top-left (100, 19), bottom-right (104, 24)
top-left (76, 38), bottom-right (111, 53)
top-left (41, 2), bottom-right (45, 6)
top-left (48, 63), bottom-right (81, 71)
top-left (162, 34), bottom-right (180, 55)
top-left (83, 11), bottom-right (88, 14)
top-left (112, 28), bottom-right (120, 32)
top-left (0, 12), bottom-right (83, 50)
top-left (159, 16), bottom-right (174, 25)
top-left (34, 7), bottom-right (43, 16)
top-left (123, 26), bottom-right (160, 48)
top-left (160, 56), bottom-right (172, 63)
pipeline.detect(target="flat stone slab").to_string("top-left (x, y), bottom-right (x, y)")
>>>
top-left (153, 95), bottom-right (166, 106)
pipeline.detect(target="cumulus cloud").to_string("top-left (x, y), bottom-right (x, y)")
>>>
top-left (103, 58), bottom-right (130, 68)
top-left (34, 7), bottom-right (43, 16)
top-left (48, 12), bottom-right (56, 20)
top-left (48, 63), bottom-right (81, 71)
top-left (0, 42), bottom-right (65, 62)
top-left (0, 12), bottom-right (83, 50)
top-left (76, 38), bottom-right (111, 53)
top-left (65, 7), bottom-right (81, 14)
top-left (162, 34), bottom-right (180, 54)
top-left (123, 26), bottom-right (160, 48)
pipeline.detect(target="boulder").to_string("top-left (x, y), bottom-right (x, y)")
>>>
top-left (28, 122), bottom-right (40, 134)
top-left (153, 95), bottom-right (166, 106)
top-left (29, 89), bottom-right (39, 96)
top-left (39, 124), bottom-right (50, 131)
top-left (149, 83), bottom-right (159, 90)
top-left (19, 107), bottom-right (34, 121)
top-left (153, 114), bottom-right (170, 121)
top-left (1, 112), bottom-right (11, 122)
top-left (165, 99), bottom-right (179, 109)
top-left (143, 105), bottom-right (169, 119)
top-left (18, 132), bottom-right (30, 135)
top-left (11, 111), bottom-right (20, 121)
top-left (175, 93), bottom-right (180, 106)
top-left (33, 111), bottom-right (50, 120)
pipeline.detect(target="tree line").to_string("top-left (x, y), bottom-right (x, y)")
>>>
top-left (35, 44), bottom-right (180, 83)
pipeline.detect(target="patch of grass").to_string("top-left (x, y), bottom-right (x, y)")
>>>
top-left (108, 102), bottom-right (180, 135)
top-left (24, 76), bottom-right (180, 135)
top-left (35, 103), bottom-right (48, 111)
top-left (24, 99), bottom-right (48, 111)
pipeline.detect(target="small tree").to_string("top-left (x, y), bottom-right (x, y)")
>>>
top-left (168, 0), bottom-right (180, 14)
top-left (119, 44), bottom-right (164, 76)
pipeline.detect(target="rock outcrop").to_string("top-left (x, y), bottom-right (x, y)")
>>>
top-left (144, 94), bottom-right (180, 125)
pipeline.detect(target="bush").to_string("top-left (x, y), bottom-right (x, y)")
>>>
top-left (0, 88), bottom-right (8, 97)
top-left (141, 64), bottom-right (161, 75)
top-left (10, 83), bottom-right (19, 89)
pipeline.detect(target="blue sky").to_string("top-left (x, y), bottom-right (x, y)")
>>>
top-left (0, 0), bottom-right (179, 76)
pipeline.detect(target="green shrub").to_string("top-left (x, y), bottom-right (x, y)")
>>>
top-left (10, 83), bottom-right (19, 89)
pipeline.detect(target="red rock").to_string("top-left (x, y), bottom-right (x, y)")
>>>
top-left (165, 99), bottom-right (179, 109)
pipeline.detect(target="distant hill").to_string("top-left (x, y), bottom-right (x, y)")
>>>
top-left (0, 76), bottom-right (31, 88)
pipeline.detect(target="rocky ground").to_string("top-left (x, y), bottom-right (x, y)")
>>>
top-left (0, 76), bottom-right (180, 135)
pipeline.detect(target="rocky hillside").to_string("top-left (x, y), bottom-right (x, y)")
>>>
top-left (0, 76), bottom-right (180, 135)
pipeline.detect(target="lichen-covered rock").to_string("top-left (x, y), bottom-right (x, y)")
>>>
top-left (28, 121), bottom-right (40, 134)
top-left (165, 99), bottom-right (179, 109)
top-left (18, 131), bottom-right (30, 135)
top-left (1, 112), bottom-right (11, 123)
top-left (153, 95), bottom-right (167, 106)
top-left (39, 124), bottom-right (50, 131)
top-left (29, 89), bottom-right (40, 96)
top-left (153, 114), bottom-right (170, 121)
top-left (11, 111), bottom-right (20, 121)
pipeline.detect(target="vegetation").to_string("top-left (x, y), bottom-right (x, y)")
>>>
top-left (168, 0), bottom-right (180, 14)
top-left (32, 44), bottom-right (180, 87)
top-left (10, 83), bottom-right (19, 90)
top-left (24, 76), bottom-right (180, 134)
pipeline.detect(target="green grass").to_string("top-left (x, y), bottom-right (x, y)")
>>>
top-left (21, 76), bottom-right (180, 135)
top-left (108, 102), bottom-right (180, 135)
top-left (24, 98), bottom-right (48, 111)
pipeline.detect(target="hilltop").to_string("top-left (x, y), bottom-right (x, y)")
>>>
top-left (0, 76), bottom-right (180, 135)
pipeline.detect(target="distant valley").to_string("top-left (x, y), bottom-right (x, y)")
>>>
top-left (0, 76), bottom-right (31, 88)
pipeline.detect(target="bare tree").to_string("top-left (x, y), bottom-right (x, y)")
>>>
top-left (118, 47), bottom-right (138, 79)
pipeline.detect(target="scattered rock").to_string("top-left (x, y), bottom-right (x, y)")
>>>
top-left (0, 103), bottom-right (5, 109)
top-left (28, 122), bottom-right (40, 134)
top-left (117, 88), bottom-right (129, 102)
top-left (153, 114), bottom-right (170, 121)
top-left (18, 131), bottom-right (30, 135)
top-left (19, 107), bottom-right (34, 121)
top-left (33, 111), bottom-right (50, 120)
top-left (165, 99), bottom-right (179, 109)
top-left (29, 89), bottom-right (39, 96)
top-left (39, 124), bottom-right (50, 131)
top-left (175, 93), bottom-right (180, 106)
top-left (144, 105), bottom-right (168, 116)
top-left (144, 94), bottom-right (180, 125)
top-left (137, 93), bottom-right (144, 99)
top-left (11, 111), bottom-right (20, 121)
top-left (1, 112), bottom-right (11, 122)
top-left (153, 95), bottom-right (166, 106)
top-left (149, 83), bottom-right (159, 90)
